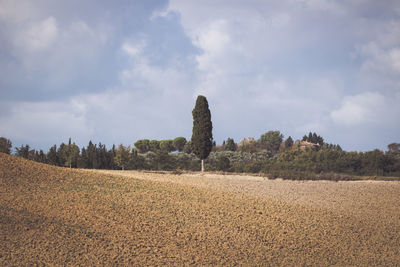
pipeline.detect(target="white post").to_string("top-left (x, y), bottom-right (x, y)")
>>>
top-left (201, 159), bottom-right (204, 172)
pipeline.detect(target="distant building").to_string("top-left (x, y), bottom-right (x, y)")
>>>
top-left (299, 141), bottom-right (320, 151)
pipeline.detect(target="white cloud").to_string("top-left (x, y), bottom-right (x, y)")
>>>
top-left (120, 52), bottom-right (191, 97)
top-left (0, 100), bottom-right (92, 146)
top-left (164, 1), bottom-right (348, 134)
top-left (194, 20), bottom-right (230, 54)
top-left (0, 0), bottom-right (37, 23)
top-left (389, 48), bottom-right (400, 73)
top-left (122, 40), bottom-right (146, 57)
top-left (269, 12), bottom-right (291, 27)
top-left (1, 0), bottom-right (399, 151)
top-left (193, 20), bottom-right (234, 73)
top-left (150, 8), bottom-right (174, 21)
top-left (67, 20), bottom-right (107, 43)
top-left (299, 0), bottom-right (345, 13)
top-left (165, 0), bottom-right (399, 142)
top-left (330, 92), bottom-right (385, 126)
top-left (15, 16), bottom-right (58, 52)
top-left (73, 42), bottom-right (198, 143)
top-left (2, 10), bottom-right (111, 94)
top-left (69, 86), bottom-right (193, 144)
top-left (355, 20), bottom-right (400, 90)
top-left (359, 42), bottom-right (400, 76)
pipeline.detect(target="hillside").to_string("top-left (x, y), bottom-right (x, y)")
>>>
top-left (1, 153), bottom-right (399, 265)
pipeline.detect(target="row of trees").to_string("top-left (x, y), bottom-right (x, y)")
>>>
top-left (1, 93), bottom-right (398, 178)
top-left (11, 139), bottom-right (116, 170)
top-left (134, 137), bottom-right (188, 153)
top-left (2, 130), bottom-right (320, 165)
top-left (0, 137), bottom-right (12, 154)
top-left (3, 135), bottom-right (399, 178)
top-left (302, 132), bottom-right (324, 146)
top-left (4, 139), bottom-right (201, 171)
top-left (216, 131), bottom-right (287, 154)
top-left (216, 131), bottom-right (338, 154)
top-left (264, 148), bottom-right (400, 178)
top-left (206, 143), bottom-right (400, 178)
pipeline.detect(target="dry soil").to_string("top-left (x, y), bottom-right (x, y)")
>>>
top-left (1, 154), bottom-right (399, 266)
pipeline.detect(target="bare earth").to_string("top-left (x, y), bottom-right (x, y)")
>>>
top-left (92, 170), bottom-right (400, 263)
top-left (92, 169), bottom-right (400, 223)
top-left (1, 153), bottom-right (400, 266)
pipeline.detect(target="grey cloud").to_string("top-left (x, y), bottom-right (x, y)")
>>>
top-left (1, 0), bottom-right (399, 151)
top-left (165, 0), bottom-right (400, 150)
top-left (0, 0), bottom-right (170, 102)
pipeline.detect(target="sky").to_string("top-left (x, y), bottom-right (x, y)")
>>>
top-left (0, 0), bottom-right (399, 152)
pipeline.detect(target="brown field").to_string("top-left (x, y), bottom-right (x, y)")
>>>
top-left (1, 153), bottom-right (399, 265)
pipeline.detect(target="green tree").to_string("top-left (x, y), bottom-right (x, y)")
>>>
top-left (303, 132), bottom-right (324, 146)
top-left (86, 141), bottom-right (98, 169)
top-left (176, 153), bottom-right (192, 169)
top-left (16, 144), bottom-right (33, 159)
top-left (362, 150), bottom-right (386, 176)
top-left (183, 141), bottom-right (192, 154)
top-left (134, 139), bottom-right (150, 153)
top-left (114, 144), bottom-right (130, 170)
top-left (106, 144), bottom-right (116, 169)
top-left (224, 138), bottom-right (237, 151)
top-left (322, 143), bottom-right (342, 151)
top-left (285, 136), bottom-right (294, 148)
top-left (154, 150), bottom-right (176, 170)
top-left (77, 147), bottom-right (88, 168)
top-left (308, 132), bottom-right (313, 142)
top-left (173, 137), bottom-right (187, 152)
top-left (36, 149), bottom-right (47, 163)
top-left (149, 140), bottom-right (160, 152)
top-left (65, 143), bottom-right (80, 168)
top-left (129, 149), bottom-right (146, 170)
top-left (47, 145), bottom-right (58, 166)
top-left (0, 137), bottom-right (12, 154)
top-left (280, 136), bottom-right (294, 152)
top-left (57, 138), bottom-right (80, 168)
top-left (238, 137), bottom-right (258, 153)
top-left (388, 143), bottom-right (400, 153)
top-left (316, 135), bottom-right (324, 146)
top-left (216, 155), bottom-right (230, 171)
top-left (259, 131), bottom-right (283, 153)
top-left (160, 139), bottom-right (175, 152)
top-left (57, 143), bottom-right (68, 167)
top-left (191, 95), bottom-right (213, 172)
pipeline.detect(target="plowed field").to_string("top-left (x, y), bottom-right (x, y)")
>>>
top-left (1, 153), bottom-right (399, 266)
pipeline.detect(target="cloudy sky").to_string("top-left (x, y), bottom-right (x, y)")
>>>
top-left (1, 0), bottom-right (399, 152)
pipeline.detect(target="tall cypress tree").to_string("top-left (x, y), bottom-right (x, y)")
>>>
top-left (191, 95), bottom-right (213, 172)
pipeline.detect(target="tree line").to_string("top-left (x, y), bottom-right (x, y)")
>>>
top-left (1, 132), bottom-right (399, 179)
top-left (1, 95), bottom-right (399, 179)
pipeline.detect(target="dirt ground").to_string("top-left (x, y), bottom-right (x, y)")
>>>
top-left (1, 154), bottom-right (400, 266)
top-left (93, 169), bottom-right (400, 223)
